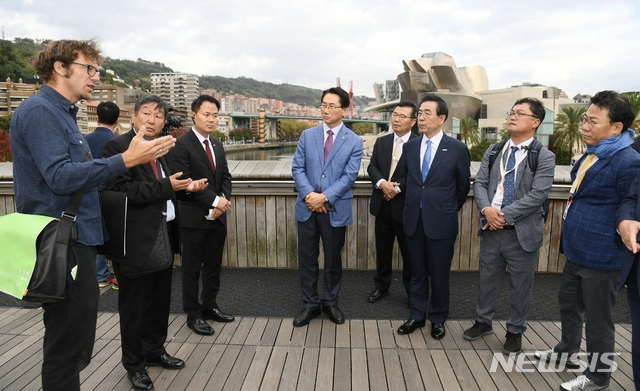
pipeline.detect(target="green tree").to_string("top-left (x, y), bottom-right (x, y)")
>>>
top-left (469, 140), bottom-right (492, 162)
top-left (211, 130), bottom-right (226, 142)
top-left (459, 117), bottom-right (480, 146)
top-left (0, 115), bottom-right (11, 133)
top-left (554, 144), bottom-right (571, 166)
top-left (228, 127), bottom-right (253, 141)
top-left (278, 119), bottom-right (310, 140)
top-left (623, 92), bottom-right (640, 133)
top-left (351, 122), bottom-right (373, 135)
top-left (554, 106), bottom-right (586, 155)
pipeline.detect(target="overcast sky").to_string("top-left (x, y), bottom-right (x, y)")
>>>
top-left (2, 0), bottom-right (639, 99)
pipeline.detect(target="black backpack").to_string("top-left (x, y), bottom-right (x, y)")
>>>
top-left (487, 139), bottom-right (550, 222)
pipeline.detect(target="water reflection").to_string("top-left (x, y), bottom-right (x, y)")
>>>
top-left (225, 145), bottom-right (298, 161)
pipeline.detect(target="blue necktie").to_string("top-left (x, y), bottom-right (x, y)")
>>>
top-left (501, 146), bottom-right (519, 208)
top-left (421, 140), bottom-right (432, 182)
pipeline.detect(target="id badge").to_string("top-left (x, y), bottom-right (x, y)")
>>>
top-left (491, 182), bottom-right (505, 210)
top-left (563, 198), bottom-right (572, 220)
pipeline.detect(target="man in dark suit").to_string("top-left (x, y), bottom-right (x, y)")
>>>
top-left (367, 101), bottom-right (417, 303)
top-left (85, 101), bottom-right (120, 289)
top-left (397, 94), bottom-right (470, 339)
top-left (171, 95), bottom-right (234, 336)
top-left (464, 98), bottom-right (555, 354)
top-left (103, 95), bottom-right (207, 391)
top-left (291, 87), bottom-right (364, 327)
top-left (616, 174), bottom-right (640, 391)
top-left (534, 91), bottom-right (640, 391)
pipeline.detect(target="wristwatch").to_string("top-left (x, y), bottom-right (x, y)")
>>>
top-left (324, 195), bottom-right (329, 203)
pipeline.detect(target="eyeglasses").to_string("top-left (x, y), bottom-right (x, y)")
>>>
top-left (391, 112), bottom-right (415, 120)
top-left (69, 61), bottom-right (100, 77)
top-left (580, 114), bottom-right (614, 128)
top-left (506, 111), bottom-right (538, 120)
top-left (320, 104), bottom-right (343, 110)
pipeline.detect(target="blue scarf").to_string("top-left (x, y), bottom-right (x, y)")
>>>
top-left (585, 128), bottom-right (635, 158)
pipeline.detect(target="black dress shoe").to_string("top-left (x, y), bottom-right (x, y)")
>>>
top-left (127, 370), bottom-right (154, 391)
top-left (147, 353), bottom-right (185, 370)
top-left (431, 322), bottom-right (446, 340)
top-left (322, 305), bottom-right (345, 324)
top-left (187, 318), bottom-right (215, 336)
top-left (397, 319), bottom-right (425, 335)
top-left (293, 307), bottom-right (321, 327)
top-left (202, 308), bottom-right (235, 323)
top-left (367, 289), bottom-right (389, 303)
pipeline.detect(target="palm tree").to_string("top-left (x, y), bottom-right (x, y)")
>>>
top-left (554, 106), bottom-right (586, 155)
top-left (459, 117), bottom-right (480, 146)
top-left (623, 92), bottom-right (640, 133)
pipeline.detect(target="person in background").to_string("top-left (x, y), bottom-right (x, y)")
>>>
top-left (85, 100), bottom-right (120, 290)
top-left (397, 94), bottom-right (470, 340)
top-left (9, 39), bottom-right (175, 391)
top-left (366, 101), bottom-right (417, 304)
top-left (535, 90), bottom-right (640, 391)
top-left (172, 95), bottom-right (235, 336)
top-left (291, 87), bottom-right (363, 327)
top-left (464, 98), bottom-right (555, 355)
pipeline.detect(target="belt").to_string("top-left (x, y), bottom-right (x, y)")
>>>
top-left (502, 225), bottom-right (515, 230)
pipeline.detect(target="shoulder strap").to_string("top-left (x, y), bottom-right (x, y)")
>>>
top-left (487, 140), bottom-right (507, 172)
top-left (62, 149), bottom-right (92, 220)
top-left (526, 139), bottom-right (543, 173)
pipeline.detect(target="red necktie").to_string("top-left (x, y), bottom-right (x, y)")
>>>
top-left (324, 129), bottom-right (333, 162)
top-left (204, 139), bottom-right (216, 175)
top-left (149, 159), bottom-right (159, 179)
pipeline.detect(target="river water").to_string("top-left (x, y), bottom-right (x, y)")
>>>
top-left (225, 145), bottom-right (298, 161)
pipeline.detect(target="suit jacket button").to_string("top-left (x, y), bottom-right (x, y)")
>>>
top-left (422, 185), bottom-right (425, 189)
top-left (322, 175), bottom-right (325, 178)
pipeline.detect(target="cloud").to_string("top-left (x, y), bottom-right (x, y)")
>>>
top-left (2, 0), bottom-right (639, 97)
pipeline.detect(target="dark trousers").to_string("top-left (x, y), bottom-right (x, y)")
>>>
top-left (41, 242), bottom-right (99, 391)
top-left (625, 259), bottom-right (640, 391)
top-left (555, 260), bottom-right (620, 386)
top-left (113, 263), bottom-right (172, 373)
top-left (297, 212), bottom-right (346, 309)
top-left (181, 222), bottom-right (226, 319)
top-left (406, 213), bottom-right (455, 323)
top-left (373, 201), bottom-right (411, 294)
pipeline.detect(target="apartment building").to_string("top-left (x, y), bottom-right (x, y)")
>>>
top-left (150, 72), bottom-right (199, 127)
top-left (0, 79), bottom-right (37, 115)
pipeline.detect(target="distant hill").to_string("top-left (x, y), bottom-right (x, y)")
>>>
top-left (0, 38), bottom-right (375, 108)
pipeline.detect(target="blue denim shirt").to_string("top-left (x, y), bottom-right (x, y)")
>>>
top-left (10, 85), bottom-right (127, 246)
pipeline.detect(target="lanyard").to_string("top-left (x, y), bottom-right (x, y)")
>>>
top-left (499, 142), bottom-right (528, 183)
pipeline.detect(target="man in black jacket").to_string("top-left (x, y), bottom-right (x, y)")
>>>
top-left (103, 95), bottom-right (207, 391)
top-left (366, 101), bottom-right (417, 304)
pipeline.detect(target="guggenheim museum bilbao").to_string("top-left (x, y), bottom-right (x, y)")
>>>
top-left (368, 51), bottom-right (577, 149)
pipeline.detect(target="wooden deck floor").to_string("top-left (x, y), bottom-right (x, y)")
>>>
top-left (0, 306), bottom-right (634, 391)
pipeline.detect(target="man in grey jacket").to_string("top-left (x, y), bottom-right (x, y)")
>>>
top-left (463, 97), bottom-right (555, 354)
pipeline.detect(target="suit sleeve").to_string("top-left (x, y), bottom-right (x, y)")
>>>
top-left (501, 148), bottom-right (555, 224)
top-left (367, 139), bottom-right (385, 186)
top-left (456, 144), bottom-right (471, 210)
top-left (616, 174), bottom-right (640, 224)
top-left (292, 130), bottom-right (315, 198)
top-left (103, 137), bottom-right (174, 204)
top-left (473, 147), bottom-right (493, 214)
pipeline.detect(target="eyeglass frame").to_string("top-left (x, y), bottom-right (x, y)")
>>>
top-left (416, 111), bottom-right (441, 118)
top-left (579, 114), bottom-right (615, 128)
top-left (391, 112), bottom-right (415, 120)
top-left (320, 104), bottom-right (343, 110)
top-left (69, 61), bottom-right (100, 77)
top-left (505, 111), bottom-right (539, 120)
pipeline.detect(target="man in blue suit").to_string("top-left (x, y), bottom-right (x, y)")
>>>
top-left (534, 91), bottom-right (640, 391)
top-left (397, 94), bottom-right (470, 339)
top-left (291, 87), bottom-right (363, 327)
top-left (616, 174), bottom-right (640, 391)
top-left (85, 101), bottom-right (120, 290)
